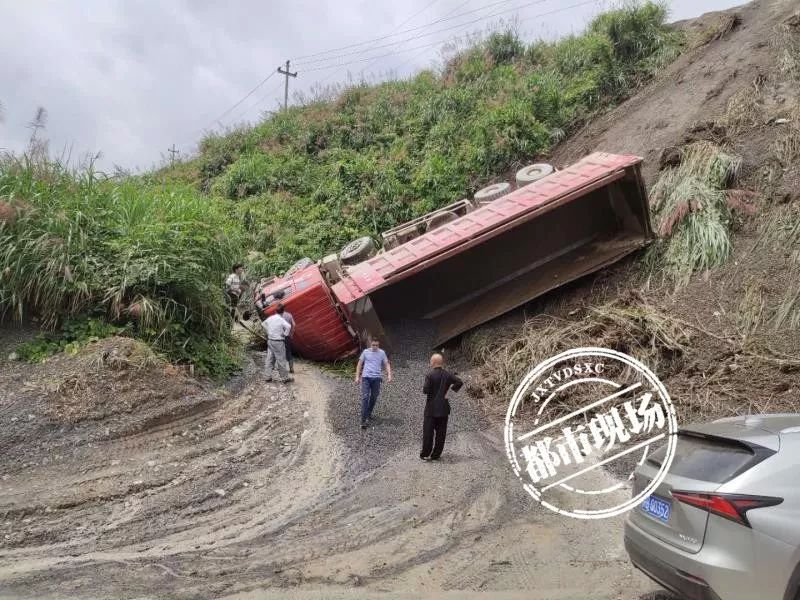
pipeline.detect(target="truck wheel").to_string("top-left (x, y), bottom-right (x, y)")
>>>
top-left (340, 236), bottom-right (376, 265)
top-left (473, 181), bottom-right (511, 204)
top-left (284, 257), bottom-right (313, 278)
top-left (426, 210), bottom-right (458, 231)
top-left (515, 163), bottom-right (554, 187)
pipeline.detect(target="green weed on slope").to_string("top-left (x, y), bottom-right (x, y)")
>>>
top-left (0, 154), bottom-right (243, 376)
top-left (185, 2), bottom-right (683, 276)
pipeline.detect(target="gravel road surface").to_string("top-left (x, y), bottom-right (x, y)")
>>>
top-left (0, 322), bottom-right (668, 599)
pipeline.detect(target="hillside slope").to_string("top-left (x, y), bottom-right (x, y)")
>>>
top-left (553, 0), bottom-right (797, 189)
top-left (468, 0), bottom-right (800, 423)
top-left (168, 2), bottom-right (683, 275)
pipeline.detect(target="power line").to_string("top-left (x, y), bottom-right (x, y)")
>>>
top-left (354, 0), bottom-right (471, 81)
top-left (226, 81), bottom-right (284, 125)
top-left (294, 0), bottom-right (534, 67)
top-left (296, 0), bottom-right (554, 71)
top-left (314, 0), bottom-right (449, 88)
top-left (206, 70), bottom-right (278, 129)
top-left (390, 2), bottom-right (474, 71)
top-left (303, 0), bottom-right (596, 75)
top-left (292, 0), bottom-right (516, 62)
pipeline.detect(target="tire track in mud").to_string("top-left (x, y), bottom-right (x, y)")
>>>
top-left (0, 335), bottom-right (659, 599)
top-left (0, 352), bottom-right (344, 591)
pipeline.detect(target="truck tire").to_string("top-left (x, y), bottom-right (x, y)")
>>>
top-left (515, 163), bottom-right (554, 187)
top-left (473, 181), bottom-right (511, 204)
top-left (284, 257), bottom-right (314, 278)
top-left (340, 236), bottom-right (376, 265)
top-left (426, 210), bottom-right (458, 231)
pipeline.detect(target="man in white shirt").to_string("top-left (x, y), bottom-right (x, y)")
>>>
top-left (261, 303), bottom-right (292, 383)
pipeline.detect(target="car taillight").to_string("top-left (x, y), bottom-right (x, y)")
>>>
top-left (671, 491), bottom-right (783, 527)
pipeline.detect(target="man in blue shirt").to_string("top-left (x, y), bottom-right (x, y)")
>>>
top-left (355, 338), bottom-right (392, 429)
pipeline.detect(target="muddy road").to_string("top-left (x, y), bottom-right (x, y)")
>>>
top-left (0, 327), bottom-right (666, 599)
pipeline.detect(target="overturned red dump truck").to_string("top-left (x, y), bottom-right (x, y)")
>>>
top-left (255, 152), bottom-right (654, 361)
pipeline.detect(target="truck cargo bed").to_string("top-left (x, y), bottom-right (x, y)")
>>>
top-left (335, 152), bottom-right (653, 347)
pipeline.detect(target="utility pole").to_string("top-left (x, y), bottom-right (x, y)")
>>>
top-left (277, 60), bottom-right (297, 112)
top-left (168, 144), bottom-right (179, 167)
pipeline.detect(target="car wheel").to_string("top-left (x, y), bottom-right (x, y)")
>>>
top-left (426, 210), bottom-right (458, 231)
top-left (284, 257), bottom-right (313, 278)
top-left (340, 236), bottom-right (377, 265)
top-left (473, 181), bottom-right (511, 204)
top-left (515, 163), bottom-right (554, 187)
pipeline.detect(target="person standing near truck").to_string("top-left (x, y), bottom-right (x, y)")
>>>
top-left (262, 303), bottom-right (292, 383)
top-left (420, 353), bottom-right (462, 461)
top-left (281, 308), bottom-right (296, 374)
top-left (355, 339), bottom-right (392, 429)
top-left (225, 264), bottom-right (247, 319)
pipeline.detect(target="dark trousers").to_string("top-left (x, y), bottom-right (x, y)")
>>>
top-left (227, 292), bottom-right (240, 319)
top-left (284, 336), bottom-right (294, 371)
top-left (360, 377), bottom-right (381, 423)
top-left (421, 415), bottom-right (448, 459)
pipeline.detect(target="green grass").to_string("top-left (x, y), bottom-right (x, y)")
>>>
top-left (177, 2), bottom-right (683, 276)
top-left (0, 153), bottom-right (243, 377)
top-left (645, 142), bottom-right (743, 284)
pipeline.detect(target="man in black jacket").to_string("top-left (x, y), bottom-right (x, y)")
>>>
top-left (421, 353), bottom-right (463, 461)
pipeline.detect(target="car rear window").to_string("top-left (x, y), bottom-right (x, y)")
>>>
top-left (647, 433), bottom-right (757, 484)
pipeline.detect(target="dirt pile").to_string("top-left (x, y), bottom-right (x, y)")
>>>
top-left (467, 0), bottom-right (800, 424)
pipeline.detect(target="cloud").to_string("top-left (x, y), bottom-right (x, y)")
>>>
top-left (0, 0), bottom-right (742, 171)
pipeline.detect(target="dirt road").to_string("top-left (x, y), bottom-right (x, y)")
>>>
top-left (0, 324), bottom-right (667, 600)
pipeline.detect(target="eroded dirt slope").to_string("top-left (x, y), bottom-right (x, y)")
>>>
top-left (553, 0), bottom-right (798, 188)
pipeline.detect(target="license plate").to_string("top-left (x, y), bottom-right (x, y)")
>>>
top-left (641, 494), bottom-right (671, 523)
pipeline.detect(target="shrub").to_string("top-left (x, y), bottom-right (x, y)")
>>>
top-left (486, 31), bottom-right (525, 65)
top-left (0, 154), bottom-right (242, 377)
top-left (645, 142), bottom-right (743, 284)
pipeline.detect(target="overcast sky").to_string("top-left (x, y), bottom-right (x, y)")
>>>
top-left (0, 0), bottom-right (745, 172)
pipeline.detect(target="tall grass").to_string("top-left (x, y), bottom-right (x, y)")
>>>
top-left (0, 153), bottom-right (243, 376)
top-left (756, 203), bottom-right (800, 331)
top-left (645, 142), bottom-right (743, 284)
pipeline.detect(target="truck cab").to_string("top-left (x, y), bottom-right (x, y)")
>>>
top-left (256, 265), bottom-right (359, 361)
